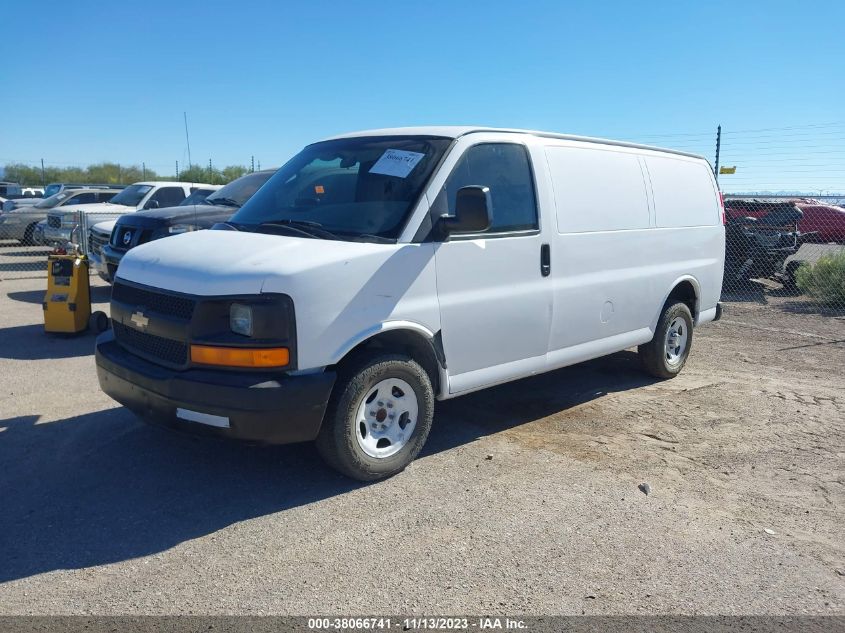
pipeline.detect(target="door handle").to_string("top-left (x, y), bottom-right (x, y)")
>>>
top-left (540, 243), bottom-right (551, 277)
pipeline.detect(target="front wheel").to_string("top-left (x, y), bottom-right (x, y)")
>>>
top-left (638, 302), bottom-right (694, 379)
top-left (316, 353), bottom-right (434, 481)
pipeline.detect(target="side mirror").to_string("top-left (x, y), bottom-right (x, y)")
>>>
top-left (144, 199), bottom-right (159, 210)
top-left (440, 185), bottom-right (491, 235)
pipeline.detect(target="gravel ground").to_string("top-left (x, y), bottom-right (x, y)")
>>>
top-left (0, 270), bottom-right (843, 616)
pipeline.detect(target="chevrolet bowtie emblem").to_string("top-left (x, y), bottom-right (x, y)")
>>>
top-left (130, 311), bottom-right (149, 329)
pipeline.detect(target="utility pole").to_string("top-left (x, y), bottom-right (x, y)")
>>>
top-left (714, 124), bottom-right (721, 183)
top-left (184, 112), bottom-right (193, 168)
top-left (257, 159), bottom-right (261, 171)
top-left (40, 158), bottom-right (45, 186)
top-left (208, 158), bottom-right (213, 183)
top-left (176, 160), bottom-right (179, 179)
top-left (142, 162), bottom-right (146, 180)
top-left (118, 163), bottom-right (122, 184)
top-left (251, 155), bottom-right (255, 173)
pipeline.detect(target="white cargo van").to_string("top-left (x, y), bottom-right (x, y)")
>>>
top-left (96, 127), bottom-right (725, 480)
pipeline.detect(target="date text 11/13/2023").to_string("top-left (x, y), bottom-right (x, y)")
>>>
top-left (307, 617), bottom-right (528, 630)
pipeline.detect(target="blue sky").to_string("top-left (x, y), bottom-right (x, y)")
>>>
top-left (2, 0), bottom-right (843, 192)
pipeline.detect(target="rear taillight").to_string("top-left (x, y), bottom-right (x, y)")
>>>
top-left (718, 192), bottom-right (727, 225)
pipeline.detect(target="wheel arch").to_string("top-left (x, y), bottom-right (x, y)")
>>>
top-left (657, 276), bottom-right (700, 326)
top-left (330, 322), bottom-right (446, 398)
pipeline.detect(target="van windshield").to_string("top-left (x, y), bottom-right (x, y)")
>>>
top-left (229, 136), bottom-right (451, 241)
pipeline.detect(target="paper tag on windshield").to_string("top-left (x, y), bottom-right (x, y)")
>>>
top-left (369, 149), bottom-right (425, 178)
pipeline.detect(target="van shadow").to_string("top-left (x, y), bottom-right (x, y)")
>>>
top-left (424, 350), bottom-right (654, 453)
top-left (0, 410), bottom-right (361, 584)
top-left (0, 351), bottom-right (655, 584)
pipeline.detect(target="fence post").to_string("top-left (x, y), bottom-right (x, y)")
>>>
top-left (714, 124), bottom-right (721, 183)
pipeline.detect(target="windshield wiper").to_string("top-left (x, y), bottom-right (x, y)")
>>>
top-left (337, 232), bottom-right (393, 244)
top-left (257, 219), bottom-right (337, 240)
top-left (207, 197), bottom-right (241, 207)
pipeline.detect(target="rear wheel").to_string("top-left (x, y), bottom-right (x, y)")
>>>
top-left (316, 353), bottom-right (434, 481)
top-left (639, 302), bottom-right (694, 379)
top-left (21, 223), bottom-right (37, 246)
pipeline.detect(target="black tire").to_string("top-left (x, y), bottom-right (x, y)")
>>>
top-left (316, 353), bottom-right (434, 481)
top-left (21, 223), bottom-right (36, 246)
top-left (638, 301), bottom-right (694, 379)
top-left (782, 260), bottom-right (801, 293)
top-left (89, 311), bottom-right (110, 333)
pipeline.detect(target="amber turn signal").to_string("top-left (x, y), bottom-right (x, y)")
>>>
top-left (190, 345), bottom-right (290, 368)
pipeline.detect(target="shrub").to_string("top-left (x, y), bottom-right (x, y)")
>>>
top-left (795, 251), bottom-right (845, 304)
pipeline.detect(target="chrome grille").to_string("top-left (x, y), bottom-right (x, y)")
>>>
top-left (88, 229), bottom-right (110, 256)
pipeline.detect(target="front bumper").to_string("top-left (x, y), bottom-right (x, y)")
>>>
top-left (102, 244), bottom-right (125, 281)
top-left (88, 249), bottom-right (111, 281)
top-left (96, 331), bottom-right (336, 444)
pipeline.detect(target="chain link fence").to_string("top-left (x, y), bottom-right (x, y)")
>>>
top-left (722, 195), bottom-right (845, 314)
top-left (0, 210), bottom-right (102, 281)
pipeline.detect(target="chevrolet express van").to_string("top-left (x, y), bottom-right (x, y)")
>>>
top-left (96, 127), bottom-right (725, 481)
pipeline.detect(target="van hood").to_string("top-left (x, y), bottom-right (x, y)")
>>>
top-left (115, 228), bottom-right (401, 296)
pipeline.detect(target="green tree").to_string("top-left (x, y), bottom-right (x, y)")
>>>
top-left (1, 162), bottom-right (158, 187)
top-left (221, 165), bottom-right (248, 182)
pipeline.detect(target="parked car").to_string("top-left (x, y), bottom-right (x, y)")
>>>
top-left (0, 182), bottom-right (22, 197)
top-left (100, 170), bottom-right (274, 280)
top-left (96, 126), bottom-right (725, 481)
top-left (43, 182), bottom-right (124, 198)
top-left (3, 183), bottom-right (122, 212)
top-left (0, 188), bottom-right (120, 244)
top-left (726, 198), bottom-right (845, 243)
top-left (43, 181), bottom-right (214, 246)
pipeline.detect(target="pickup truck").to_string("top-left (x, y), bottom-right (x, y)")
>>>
top-left (44, 181), bottom-right (215, 247)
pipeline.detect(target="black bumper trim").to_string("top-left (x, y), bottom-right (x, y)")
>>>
top-left (714, 301), bottom-right (724, 321)
top-left (96, 331), bottom-right (335, 444)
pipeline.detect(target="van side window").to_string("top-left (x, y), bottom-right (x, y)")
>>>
top-left (444, 143), bottom-right (538, 233)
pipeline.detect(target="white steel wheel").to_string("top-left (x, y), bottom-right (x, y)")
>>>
top-left (315, 353), bottom-right (435, 481)
top-left (639, 301), bottom-right (694, 379)
top-left (664, 316), bottom-right (689, 367)
top-left (355, 378), bottom-right (419, 459)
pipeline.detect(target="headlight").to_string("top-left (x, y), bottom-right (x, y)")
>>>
top-left (168, 224), bottom-right (197, 234)
top-left (229, 303), bottom-right (253, 337)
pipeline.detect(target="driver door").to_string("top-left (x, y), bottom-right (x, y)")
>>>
top-left (432, 141), bottom-right (552, 394)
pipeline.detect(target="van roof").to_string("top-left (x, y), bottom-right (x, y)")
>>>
top-left (324, 126), bottom-right (705, 160)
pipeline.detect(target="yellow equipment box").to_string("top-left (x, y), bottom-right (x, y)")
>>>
top-left (43, 253), bottom-right (91, 334)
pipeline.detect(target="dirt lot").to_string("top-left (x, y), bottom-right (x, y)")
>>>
top-left (0, 261), bottom-right (843, 615)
